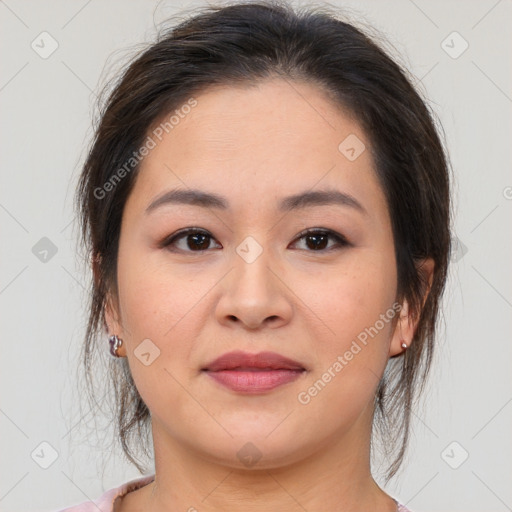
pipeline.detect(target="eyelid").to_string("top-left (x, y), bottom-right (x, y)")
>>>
top-left (290, 228), bottom-right (350, 250)
top-left (292, 227), bottom-right (349, 243)
top-left (158, 227), bottom-right (220, 250)
top-left (160, 227), bottom-right (350, 253)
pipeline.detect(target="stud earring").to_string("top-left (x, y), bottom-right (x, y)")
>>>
top-left (109, 334), bottom-right (123, 357)
top-left (400, 341), bottom-right (408, 350)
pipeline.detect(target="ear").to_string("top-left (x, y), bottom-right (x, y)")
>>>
top-left (389, 257), bottom-right (435, 357)
top-left (104, 291), bottom-right (127, 357)
top-left (104, 290), bottom-right (123, 334)
top-left (92, 253), bottom-right (126, 356)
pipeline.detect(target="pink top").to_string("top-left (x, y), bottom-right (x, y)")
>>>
top-left (55, 475), bottom-right (156, 512)
top-left (55, 474), bottom-right (412, 511)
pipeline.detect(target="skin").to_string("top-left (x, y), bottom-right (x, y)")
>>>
top-left (105, 78), bottom-right (434, 512)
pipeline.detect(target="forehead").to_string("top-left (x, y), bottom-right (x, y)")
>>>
top-left (126, 78), bottom-right (387, 218)
top-left (155, 79), bottom-right (362, 168)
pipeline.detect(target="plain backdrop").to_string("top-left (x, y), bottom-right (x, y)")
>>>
top-left (1, 1), bottom-right (511, 511)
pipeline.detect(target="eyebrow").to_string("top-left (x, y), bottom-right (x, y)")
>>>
top-left (145, 188), bottom-right (367, 215)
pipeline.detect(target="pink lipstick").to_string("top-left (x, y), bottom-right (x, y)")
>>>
top-left (201, 350), bottom-right (306, 394)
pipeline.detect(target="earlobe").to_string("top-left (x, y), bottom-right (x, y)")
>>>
top-left (389, 299), bottom-right (414, 357)
top-left (92, 253), bottom-right (126, 357)
top-left (104, 293), bottom-right (127, 357)
top-left (389, 257), bottom-right (435, 358)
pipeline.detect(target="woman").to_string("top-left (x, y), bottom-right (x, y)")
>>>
top-left (58, 1), bottom-right (451, 510)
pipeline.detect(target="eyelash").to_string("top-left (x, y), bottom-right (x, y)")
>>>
top-left (159, 227), bottom-right (350, 253)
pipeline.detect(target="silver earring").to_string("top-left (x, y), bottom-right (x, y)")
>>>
top-left (109, 334), bottom-right (123, 357)
top-left (401, 341), bottom-right (408, 350)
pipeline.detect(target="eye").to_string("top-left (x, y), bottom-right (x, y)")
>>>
top-left (160, 228), bottom-right (221, 252)
top-left (290, 228), bottom-right (350, 252)
top-left (160, 227), bottom-right (350, 254)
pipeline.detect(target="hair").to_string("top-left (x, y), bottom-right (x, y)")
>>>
top-left (75, 0), bottom-right (452, 484)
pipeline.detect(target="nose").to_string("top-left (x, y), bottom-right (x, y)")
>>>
top-left (215, 244), bottom-right (293, 331)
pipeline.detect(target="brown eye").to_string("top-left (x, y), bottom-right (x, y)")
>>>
top-left (185, 232), bottom-right (211, 250)
top-left (162, 228), bottom-right (221, 252)
top-left (161, 227), bottom-right (349, 254)
top-left (292, 229), bottom-right (349, 252)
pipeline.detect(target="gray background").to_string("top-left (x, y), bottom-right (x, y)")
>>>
top-left (1, 1), bottom-right (511, 511)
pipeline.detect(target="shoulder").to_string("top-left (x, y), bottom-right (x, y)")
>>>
top-left (54, 474), bottom-right (155, 512)
top-left (391, 497), bottom-right (413, 512)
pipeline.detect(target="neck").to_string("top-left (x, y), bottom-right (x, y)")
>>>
top-left (134, 404), bottom-right (396, 512)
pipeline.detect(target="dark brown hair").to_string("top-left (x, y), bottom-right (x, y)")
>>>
top-left (75, 0), bottom-right (452, 483)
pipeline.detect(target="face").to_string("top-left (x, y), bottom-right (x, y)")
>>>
top-left (105, 78), bottom-right (416, 469)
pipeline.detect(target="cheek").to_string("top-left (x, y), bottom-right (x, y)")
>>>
top-left (116, 242), bottom-right (195, 338)
top-left (307, 253), bottom-right (395, 331)
top-left (294, 248), bottom-right (398, 379)
top-left (293, 253), bottom-right (397, 429)
top-left (115, 251), bottom-right (203, 410)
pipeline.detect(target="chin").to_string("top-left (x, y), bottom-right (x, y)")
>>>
top-left (191, 429), bottom-right (314, 470)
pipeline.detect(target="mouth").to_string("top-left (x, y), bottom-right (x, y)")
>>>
top-left (201, 350), bottom-right (307, 394)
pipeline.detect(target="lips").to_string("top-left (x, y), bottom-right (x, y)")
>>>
top-left (202, 350), bottom-right (306, 372)
top-left (201, 350), bottom-right (307, 393)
